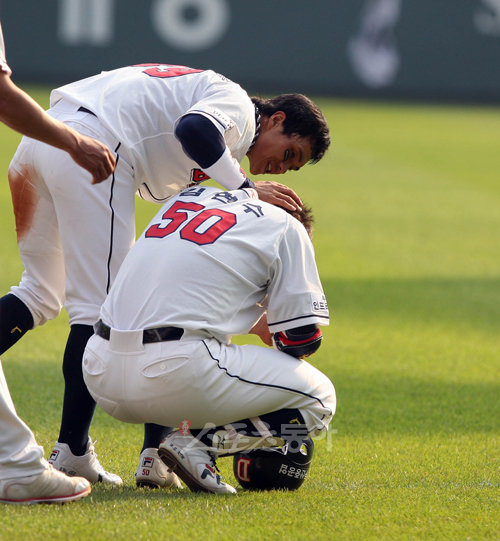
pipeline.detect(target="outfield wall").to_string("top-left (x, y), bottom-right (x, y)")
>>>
top-left (2, 0), bottom-right (500, 102)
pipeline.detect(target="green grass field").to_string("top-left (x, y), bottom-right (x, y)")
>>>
top-left (0, 89), bottom-right (499, 540)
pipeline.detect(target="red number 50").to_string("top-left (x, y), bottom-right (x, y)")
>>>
top-left (145, 201), bottom-right (236, 245)
top-left (135, 63), bottom-right (203, 78)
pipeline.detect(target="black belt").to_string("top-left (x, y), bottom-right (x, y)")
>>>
top-left (78, 106), bottom-right (96, 116)
top-left (94, 320), bottom-right (184, 344)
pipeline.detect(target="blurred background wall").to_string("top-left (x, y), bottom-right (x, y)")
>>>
top-left (2, 0), bottom-right (500, 102)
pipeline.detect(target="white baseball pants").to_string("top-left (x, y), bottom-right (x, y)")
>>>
top-left (83, 332), bottom-right (336, 437)
top-left (8, 101), bottom-right (136, 327)
top-left (0, 359), bottom-right (48, 479)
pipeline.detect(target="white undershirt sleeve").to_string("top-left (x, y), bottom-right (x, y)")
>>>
top-left (202, 147), bottom-right (249, 191)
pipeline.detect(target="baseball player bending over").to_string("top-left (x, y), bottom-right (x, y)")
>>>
top-left (82, 186), bottom-right (335, 494)
top-left (0, 63), bottom-right (330, 488)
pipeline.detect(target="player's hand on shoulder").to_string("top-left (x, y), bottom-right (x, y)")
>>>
top-left (254, 181), bottom-right (302, 212)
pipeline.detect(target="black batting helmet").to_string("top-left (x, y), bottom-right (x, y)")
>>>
top-left (233, 439), bottom-right (314, 491)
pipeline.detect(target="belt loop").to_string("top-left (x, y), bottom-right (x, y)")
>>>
top-left (109, 328), bottom-right (144, 352)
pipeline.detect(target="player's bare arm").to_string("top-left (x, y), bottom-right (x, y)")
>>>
top-left (0, 72), bottom-right (115, 183)
top-left (249, 313), bottom-right (273, 346)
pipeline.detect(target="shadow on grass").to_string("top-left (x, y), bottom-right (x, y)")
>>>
top-left (322, 276), bottom-right (500, 333)
top-left (331, 371), bottom-right (499, 436)
top-left (317, 276), bottom-right (499, 435)
top-left (88, 484), bottom-right (241, 504)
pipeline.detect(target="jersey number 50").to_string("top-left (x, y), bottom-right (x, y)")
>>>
top-left (135, 63), bottom-right (203, 78)
top-left (145, 201), bottom-right (236, 245)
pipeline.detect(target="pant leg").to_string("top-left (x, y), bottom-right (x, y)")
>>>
top-left (8, 139), bottom-right (65, 327)
top-left (0, 359), bottom-right (47, 479)
top-left (10, 107), bottom-right (136, 327)
top-left (36, 115), bottom-right (136, 326)
top-left (83, 335), bottom-right (336, 437)
top-left (186, 339), bottom-right (336, 437)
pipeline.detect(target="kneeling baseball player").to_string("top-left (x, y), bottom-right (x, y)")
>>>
top-left (83, 186), bottom-right (335, 493)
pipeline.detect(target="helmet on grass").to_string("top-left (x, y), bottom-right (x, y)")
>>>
top-left (233, 439), bottom-right (314, 491)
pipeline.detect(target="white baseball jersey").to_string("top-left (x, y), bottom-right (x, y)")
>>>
top-left (85, 186), bottom-right (334, 435)
top-left (101, 186), bottom-right (329, 343)
top-left (0, 22), bottom-right (11, 75)
top-left (51, 64), bottom-right (256, 202)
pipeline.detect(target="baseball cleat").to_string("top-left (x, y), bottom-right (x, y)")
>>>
top-left (158, 432), bottom-right (236, 494)
top-left (135, 447), bottom-right (182, 489)
top-left (0, 464), bottom-right (91, 505)
top-left (49, 438), bottom-right (122, 486)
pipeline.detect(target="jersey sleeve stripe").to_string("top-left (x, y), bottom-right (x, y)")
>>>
top-left (268, 314), bottom-right (330, 328)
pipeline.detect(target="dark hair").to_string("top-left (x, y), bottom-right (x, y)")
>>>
top-left (251, 94), bottom-right (330, 163)
top-left (286, 204), bottom-right (314, 239)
